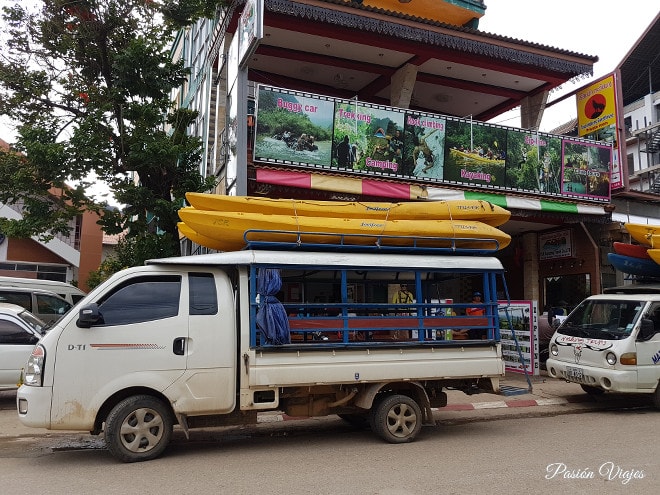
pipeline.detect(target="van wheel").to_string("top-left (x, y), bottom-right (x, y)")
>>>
top-left (653, 383), bottom-right (660, 410)
top-left (369, 394), bottom-right (422, 444)
top-left (580, 385), bottom-right (605, 395)
top-left (105, 395), bottom-right (173, 463)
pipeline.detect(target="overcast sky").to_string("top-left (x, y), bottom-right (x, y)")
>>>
top-left (480, 1), bottom-right (659, 131)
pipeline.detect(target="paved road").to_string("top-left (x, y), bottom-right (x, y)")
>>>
top-left (0, 389), bottom-right (657, 494)
top-left (1, 372), bottom-right (655, 455)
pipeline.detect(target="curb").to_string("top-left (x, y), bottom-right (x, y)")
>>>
top-left (256, 396), bottom-right (581, 423)
top-left (442, 397), bottom-right (572, 411)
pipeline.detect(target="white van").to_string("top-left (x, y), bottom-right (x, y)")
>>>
top-left (546, 292), bottom-right (660, 408)
top-left (0, 276), bottom-right (85, 305)
top-left (0, 287), bottom-right (72, 324)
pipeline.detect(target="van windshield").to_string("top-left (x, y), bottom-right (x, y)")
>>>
top-left (557, 299), bottom-right (643, 340)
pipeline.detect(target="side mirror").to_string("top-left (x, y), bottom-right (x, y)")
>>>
top-left (77, 303), bottom-right (101, 328)
top-left (638, 318), bottom-right (656, 341)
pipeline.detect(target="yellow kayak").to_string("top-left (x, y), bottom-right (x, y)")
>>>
top-left (185, 193), bottom-right (511, 227)
top-left (624, 223), bottom-right (660, 247)
top-left (178, 207), bottom-right (511, 251)
top-left (177, 222), bottom-right (243, 251)
top-left (647, 249), bottom-right (660, 264)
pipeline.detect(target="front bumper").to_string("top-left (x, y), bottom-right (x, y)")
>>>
top-left (545, 359), bottom-right (643, 393)
top-left (16, 385), bottom-right (52, 429)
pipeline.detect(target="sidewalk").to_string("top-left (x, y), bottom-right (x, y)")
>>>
top-left (263, 371), bottom-right (654, 423)
top-left (1, 373), bottom-right (651, 437)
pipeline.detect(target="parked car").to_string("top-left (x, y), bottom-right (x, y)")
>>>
top-left (0, 286), bottom-right (73, 324)
top-left (0, 276), bottom-right (86, 305)
top-left (0, 303), bottom-right (46, 390)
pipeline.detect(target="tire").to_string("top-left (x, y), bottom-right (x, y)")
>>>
top-left (653, 383), bottom-right (660, 410)
top-left (104, 395), bottom-right (174, 463)
top-left (580, 384), bottom-right (605, 395)
top-left (338, 413), bottom-right (369, 429)
top-left (369, 394), bottom-right (422, 444)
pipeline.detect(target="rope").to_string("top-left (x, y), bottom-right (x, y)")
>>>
top-left (447, 201), bottom-right (457, 250)
top-left (376, 204), bottom-right (393, 247)
top-left (291, 199), bottom-right (302, 246)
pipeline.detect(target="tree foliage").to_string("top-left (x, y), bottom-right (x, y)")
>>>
top-left (0, 0), bottom-right (223, 259)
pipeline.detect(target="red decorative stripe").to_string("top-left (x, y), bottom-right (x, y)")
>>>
top-left (90, 343), bottom-right (165, 350)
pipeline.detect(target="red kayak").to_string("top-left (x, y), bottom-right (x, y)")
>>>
top-left (613, 242), bottom-right (651, 260)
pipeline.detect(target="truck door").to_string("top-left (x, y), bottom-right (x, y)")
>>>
top-left (167, 272), bottom-right (236, 414)
top-left (51, 273), bottom-right (188, 428)
top-left (636, 303), bottom-right (660, 390)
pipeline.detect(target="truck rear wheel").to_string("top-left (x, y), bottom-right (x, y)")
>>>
top-left (369, 394), bottom-right (422, 444)
top-left (104, 395), bottom-right (173, 463)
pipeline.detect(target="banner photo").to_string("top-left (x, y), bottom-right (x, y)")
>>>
top-left (583, 122), bottom-right (623, 190)
top-left (577, 74), bottom-right (617, 137)
top-left (332, 102), bottom-right (405, 175)
top-left (254, 85), bottom-right (612, 202)
top-left (253, 87), bottom-right (335, 166)
top-left (443, 120), bottom-right (507, 187)
top-left (561, 140), bottom-right (611, 200)
top-left (403, 113), bottom-right (446, 180)
top-left (505, 131), bottom-right (562, 194)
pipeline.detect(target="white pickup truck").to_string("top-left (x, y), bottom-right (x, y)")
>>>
top-left (546, 286), bottom-right (660, 407)
top-left (17, 249), bottom-right (507, 462)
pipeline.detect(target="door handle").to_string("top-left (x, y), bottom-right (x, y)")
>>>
top-left (173, 337), bottom-right (186, 355)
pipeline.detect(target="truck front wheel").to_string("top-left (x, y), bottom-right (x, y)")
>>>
top-left (370, 394), bottom-right (422, 444)
top-left (104, 395), bottom-right (174, 462)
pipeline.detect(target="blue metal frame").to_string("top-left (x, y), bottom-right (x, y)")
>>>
top-left (249, 262), bottom-right (507, 348)
top-left (242, 229), bottom-right (503, 255)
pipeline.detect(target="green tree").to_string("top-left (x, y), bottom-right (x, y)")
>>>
top-left (0, 0), bottom-right (222, 261)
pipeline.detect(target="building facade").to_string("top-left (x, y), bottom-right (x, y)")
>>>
top-left (0, 139), bottom-right (103, 292)
top-left (174, 0), bottom-right (658, 312)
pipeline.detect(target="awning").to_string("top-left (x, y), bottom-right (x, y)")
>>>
top-left (255, 168), bottom-right (611, 217)
top-left (256, 168), bottom-right (426, 200)
top-left (426, 188), bottom-right (609, 216)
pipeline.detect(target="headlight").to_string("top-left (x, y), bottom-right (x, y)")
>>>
top-left (605, 352), bottom-right (617, 366)
top-left (23, 344), bottom-right (46, 387)
top-left (550, 343), bottom-right (558, 356)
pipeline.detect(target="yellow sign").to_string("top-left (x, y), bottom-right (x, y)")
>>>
top-left (576, 74), bottom-right (617, 136)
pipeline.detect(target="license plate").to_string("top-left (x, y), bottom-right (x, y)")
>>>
top-left (566, 366), bottom-right (584, 381)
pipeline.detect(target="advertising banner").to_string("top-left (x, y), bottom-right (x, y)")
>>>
top-left (498, 300), bottom-right (539, 375)
top-left (443, 120), bottom-right (507, 187)
top-left (561, 140), bottom-right (611, 201)
top-left (332, 101), bottom-right (405, 175)
top-left (254, 85), bottom-right (612, 202)
top-left (505, 131), bottom-right (562, 194)
top-left (577, 74), bottom-right (617, 137)
top-left (237, 0), bottom-right (263, 69)
top-left (253, 87), bottom-right (335, 166)
top-left (539, 229), bottom-right (573, 260)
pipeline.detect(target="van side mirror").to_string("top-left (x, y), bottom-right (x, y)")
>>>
top-left (77, 303), bottom-right (101, 328)
top-left (638, 318), bottom-right (656, 341)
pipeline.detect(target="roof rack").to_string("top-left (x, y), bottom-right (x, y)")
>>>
top-left (242, 229), bottom-right (503, 255)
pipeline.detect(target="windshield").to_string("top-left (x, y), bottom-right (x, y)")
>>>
top-left (18, 309), bottom-right (48, 336)
top-left (557, 299), bottom-right (643, 340)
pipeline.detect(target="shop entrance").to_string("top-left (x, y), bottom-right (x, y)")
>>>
top-left (544, 273), bottom-right (591, 313)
